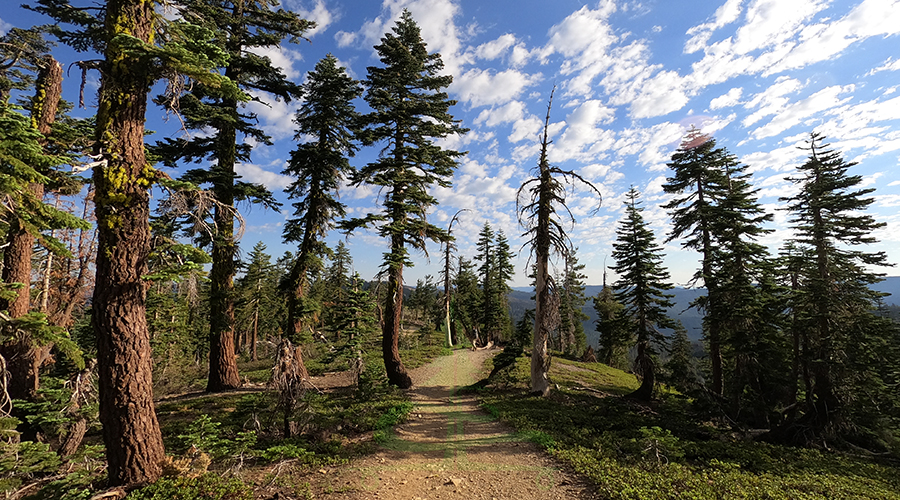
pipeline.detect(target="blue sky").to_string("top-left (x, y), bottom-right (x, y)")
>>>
top-left (4, 0), bottom-right (900, 288)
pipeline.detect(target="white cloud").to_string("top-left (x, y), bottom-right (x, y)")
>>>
top-left (236, 161), bottom-right (292, 190)
top-left (244, 90), bottom-right (300, 140)
top-left (868, 57), bottom-right (900, 76)
top-left (345, 0), bottom-right (468, 75)
top-left (710, 87), bottom-right (743, 110)
top-left (742, 77), bottom-right (804, 127)
top-left (249, 46), bottom-right (304, 80)
top-left (685, 0), bottom-right (745, 53)
top-left (474, 100), bottom-right (526, 127)
top-left (286, 0), bottom-right (336, 36)
top-left (508, 115), bottom-right (543, 144)
top-left (751, 85), bottom-right (853, 139)
top-left (452, 68), bottom-right (540, 107)
top-left (474, 34), bottom-right (517, 60)
top-left (0, 17), bottom-right (11, 36)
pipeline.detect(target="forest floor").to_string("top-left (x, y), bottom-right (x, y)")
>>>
top-left (264, 348), bottom-right (595, 499)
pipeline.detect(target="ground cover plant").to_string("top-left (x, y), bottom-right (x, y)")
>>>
top-left (477, 352), bottom-right (900, 499)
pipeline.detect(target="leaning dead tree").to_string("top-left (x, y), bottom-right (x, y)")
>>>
top-left (517, 88), bottom-right (601, 396)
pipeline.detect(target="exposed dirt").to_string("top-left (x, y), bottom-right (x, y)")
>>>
top-left (271, 349), bottom-right (596, 499)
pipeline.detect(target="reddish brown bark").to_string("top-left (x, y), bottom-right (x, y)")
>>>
top-left (0, 57), bottom-right (63, 402)
top-left (91, 0), bottom-right (165, 485)
top-left (206, 202), bottom-right (241, 392)
top-left (383, 248), bottom-right (412, 389)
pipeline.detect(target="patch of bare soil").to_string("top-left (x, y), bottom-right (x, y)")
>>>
top-left (275, 349), bottom-right (595, 499)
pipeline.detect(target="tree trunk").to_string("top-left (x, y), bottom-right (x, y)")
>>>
top-left (0, 57), bottom-right (63, 402)
top-left (627, 341), bottom-right (654, 401)
top-left (206, 176), bottom-right (241, 391)
top-left (92, 0), bottom-right (166, 485)
top-left (384, 256), bottom-right (412, 388)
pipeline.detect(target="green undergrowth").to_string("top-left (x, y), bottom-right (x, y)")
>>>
top-left (155, 325), bottom-right (450, 474)
top-left (479, 354), bottom-right (900, 499)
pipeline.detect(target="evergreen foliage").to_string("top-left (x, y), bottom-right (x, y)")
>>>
top-left (283, 53), bottom-right (361, 343)
top-left (611, 186), bottom-right (676, 400)
top-left (342, 10), bottom-right (466, 388)
top-left (777, 132), bottom-right (897, 444)
top-left (593, 281), bottom-right (630, 370)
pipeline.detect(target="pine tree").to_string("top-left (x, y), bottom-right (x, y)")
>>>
top-left (474, 223), bottom-right (496, 345)
top-left (453, 256), bottom-right (481, 343)
top-left (662, 127), bottom-right (730, 396)
top-left (517, 89), bottom-right (601, 396)
top-left (343, 10), bottom-right (466, 388)
top-left (712, 154), bottom-right (786, 425)
top-left (236, 242), bottom-right (283, 361)
top-left (153, 0), bottom-right (313, 392)
top-left (558, 249), bottom-right (588, 356)
top-left (493, 230), bottom-right (516, 342)
top-left (29, 0), bottom-right (238, 484)
top-left (592, 271), bottom-right (630, 369)
top-left (0, 30), bottom-right (88, 402)
top-left (664, 324), bottom-right (696, 393)
top-left (777, 132), bottom-right (894, 441)
top-left (612, 186), bottom-right (676, 401)
top-left (283, 53), bottom-right (361, 350)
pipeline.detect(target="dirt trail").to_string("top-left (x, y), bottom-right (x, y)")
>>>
top-left (305, 349), bottom-right (594, 499)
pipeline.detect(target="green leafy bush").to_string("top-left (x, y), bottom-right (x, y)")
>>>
top-left (127, 474), bottom-right (252, 500)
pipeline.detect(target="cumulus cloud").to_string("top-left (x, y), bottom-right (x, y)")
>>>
top-left (249, 46), bottom-right (304, 80)
top-left (236, 161), bottom-right (292, 190)
top-left (684, 0), bottom-right (744, 53)
top-left (285, 0), bottom-right (336, 36)
top-left (474, 33), bottom-right (517, 60)
top-left (474, 101), bottom-right (526, 127)
top-left (452, 68), bottom-right (541, 107)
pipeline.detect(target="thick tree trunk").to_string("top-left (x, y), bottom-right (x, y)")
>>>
top-left (92, 0), bottom-right (166, 485)
top-left (206, 141), bottom-right (241, 391)
top-left (0, 57), bottom-right (63, 402)
top-left (531, 253), bottom-right (551, 396)
top-left (384, 259), bottom-right (412, 388)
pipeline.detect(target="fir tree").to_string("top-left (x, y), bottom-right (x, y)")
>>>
top-left (29, 0), bottom-right (239, 485)
top-left (593, 271), bottom-right (630, 369)
top-left (453, 256), bottom-right (482, 343)
top-left (612, 186), bottom-right (676, 401)
top-left (283, 54), bottom-right (361, 349)
top-left (343, 10), bottom-right (466, 388)
top-left (153, 0), bottom-right (313, 392)
top-left (662, 127), bottom-right (730, 396)
top-left (559, 249), bottom-right (589, 356)
top-left (777, 132), bottom-right (894, 442)
top-left (664, 324), bottom-right (696, 393)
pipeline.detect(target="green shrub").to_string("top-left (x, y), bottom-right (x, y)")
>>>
top-left (127, 474), bottom-right (252, 500)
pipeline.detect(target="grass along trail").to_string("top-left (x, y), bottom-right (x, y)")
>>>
top-left (305, 348), bottom-right (593, 499)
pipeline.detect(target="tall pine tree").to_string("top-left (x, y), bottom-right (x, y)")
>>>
top-left (612, 187), bottom-right (676, 401)
top-left (283, 54), bottom-right (361, 349)
top-left (343, 10), bottom-right (466, 388)
top-left (153, 0), bottom-right (312, 392)
top-left (662, 127), bottom-right (729, 396)
top-left (777, 132), bottom-right (894, 442)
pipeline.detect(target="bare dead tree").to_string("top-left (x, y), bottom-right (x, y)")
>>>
top-left (516, 88), bottom-right (601, 396)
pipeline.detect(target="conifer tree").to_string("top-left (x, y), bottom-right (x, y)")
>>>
top-left (29, 0), bottom-right (238, 484)
top-left (664, 324), bottom-right (696, 393)
top-left (283, 54), bottom-right (361, 349)
top-left (0, 30), bottom-right (87, 401)
top-left (662, 127), bottom-right (729, 395)
top-left (153, 0), bottom-right (312, 392)
top-left (236, 242), bottom-right (283, 361)
top-left (778, 132), bottom-right (894, 441)
top-left (593, 271), bottom-right (630, 369)
top-left (344, 10), bottom-right (466, 388)
top-left (612, 186), bottom-right (676, 401)
top-left (559, 249), bottom-right (588, 356)
top-left (452, 256), bottom-right (481, 343)
top-left (713, 154), bottom-right (785, 424)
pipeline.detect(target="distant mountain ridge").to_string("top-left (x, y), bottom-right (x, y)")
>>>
top-left (509, 276), bottom-right (900, 346)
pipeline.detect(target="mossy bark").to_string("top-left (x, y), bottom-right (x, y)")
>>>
top-left (92, 0), bottom-right (165, 485)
